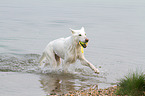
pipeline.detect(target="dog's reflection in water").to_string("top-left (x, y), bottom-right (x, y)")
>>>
top-left (39, 73), bottom-right (77, 95)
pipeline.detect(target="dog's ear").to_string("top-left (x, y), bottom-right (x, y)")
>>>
top-left (81, 27), bottom-right (85, 31)
top-left (70, 28), bottom-right (75, 34)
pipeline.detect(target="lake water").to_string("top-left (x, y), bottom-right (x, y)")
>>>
top-left (0, 0), bottom-right (145, 95)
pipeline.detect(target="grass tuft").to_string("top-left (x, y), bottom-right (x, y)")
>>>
top-left (116, 70), bottom-right (145, 96)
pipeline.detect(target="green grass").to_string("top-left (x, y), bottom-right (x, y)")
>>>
top-left (116, 70), bottom-right (145, 96)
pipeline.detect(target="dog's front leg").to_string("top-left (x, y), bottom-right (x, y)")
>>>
top-left (79, 58), bottom-right (99, 74)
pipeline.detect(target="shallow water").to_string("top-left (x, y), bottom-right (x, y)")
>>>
top-left (0, 0), bottom-right (145, 95)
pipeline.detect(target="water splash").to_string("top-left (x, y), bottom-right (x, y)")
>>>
top-left (0, 54), bottom-right (40, 72)
top-left (0, 53), bottom-right (106, 78)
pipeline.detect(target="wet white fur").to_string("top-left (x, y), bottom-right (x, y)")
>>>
top-left (39, 27), bottom-right (99, 74)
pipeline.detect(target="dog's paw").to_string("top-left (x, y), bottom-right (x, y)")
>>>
top-left (94, 69), bottom-right (100, 74)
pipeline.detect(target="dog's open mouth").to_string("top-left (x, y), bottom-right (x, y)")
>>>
top-left (79, 41), bottom-right (88, 48)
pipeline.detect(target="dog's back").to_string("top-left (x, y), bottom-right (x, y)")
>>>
top-left (39, 36), bottom-right (73, 67)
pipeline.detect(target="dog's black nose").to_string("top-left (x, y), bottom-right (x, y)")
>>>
top-left (85, 38), bottom-right (89, 42)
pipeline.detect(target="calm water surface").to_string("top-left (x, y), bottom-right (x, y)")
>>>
top-left (0, 0), bottom-right (145, 95)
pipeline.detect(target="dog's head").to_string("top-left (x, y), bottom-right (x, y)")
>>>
top-left (70, 27), bottom-right (89, 48)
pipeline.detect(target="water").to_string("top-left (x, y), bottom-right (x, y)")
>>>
top-left (0, 0), bottom-right (145, 95)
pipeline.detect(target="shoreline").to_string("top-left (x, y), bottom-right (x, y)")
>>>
top-left (49, 85), bottom-right (118, 96)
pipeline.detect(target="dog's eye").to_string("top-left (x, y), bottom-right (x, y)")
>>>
top-left (79, 34), bottom-right (82, 36)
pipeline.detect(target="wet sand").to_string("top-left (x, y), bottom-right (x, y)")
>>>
top-left (60, 86), bottom-right (118, 96)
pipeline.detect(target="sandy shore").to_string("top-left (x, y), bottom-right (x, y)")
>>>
top-left (49, 85), bottom-right (118, 96)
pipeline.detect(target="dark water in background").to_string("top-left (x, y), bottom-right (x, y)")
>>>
top-left (0, 0), bottom-right (145, 95)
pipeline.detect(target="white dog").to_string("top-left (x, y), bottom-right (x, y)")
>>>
top-left (39, 27), bottom-right (99, 74)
